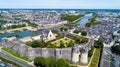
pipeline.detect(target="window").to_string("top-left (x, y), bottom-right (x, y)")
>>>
top-left (50, 34), bottom-right (51, 37)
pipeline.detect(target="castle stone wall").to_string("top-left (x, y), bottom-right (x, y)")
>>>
top-left (1, 37), bottom-right (92, 64)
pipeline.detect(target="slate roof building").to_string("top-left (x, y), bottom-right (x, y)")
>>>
top-left (40, 30), bottom-right (55, 40)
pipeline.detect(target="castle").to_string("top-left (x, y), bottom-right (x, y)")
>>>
top-left (1, 30), bottom-right (94, 65)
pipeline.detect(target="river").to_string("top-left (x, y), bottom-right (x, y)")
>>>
top-left (77, 13), bottom-right (93, 25)
top-left (0, 13), bottom-right (93, 42)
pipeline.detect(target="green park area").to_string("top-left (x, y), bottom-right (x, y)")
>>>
top-left (85, 14), bottom-right (101, 27)
top-left (26, 37), bottom-right (75, 48)
top-left (26, 33), bottom-right (89, 48)
top-left (51, 37), bottom-right (75, 48)
top-left (61, 14), bottom-right (83, 24)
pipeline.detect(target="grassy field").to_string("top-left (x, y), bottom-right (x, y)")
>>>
top-left (89, 48), bottom-right (101, 67)
top-left (51, 37), bottom-right (75, 47)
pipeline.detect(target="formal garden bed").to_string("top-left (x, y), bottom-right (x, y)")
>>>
top-left (26, 37), bottom-right (75, 48)
top-left (51, 37), bottom-right (75, 48)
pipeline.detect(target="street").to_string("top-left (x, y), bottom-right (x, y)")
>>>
top-left (0, 52), bottom-right (34, 67)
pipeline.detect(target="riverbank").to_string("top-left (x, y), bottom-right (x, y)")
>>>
top-left (0, 13), bottom-right (92, 42)
top-left (0, 23), bottom-right (67, 34)
top-left (0, 26), bottom-right (38, 34)
top-left (69, 17), bottom-right (82, 24)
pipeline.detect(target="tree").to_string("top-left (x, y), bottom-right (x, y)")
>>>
top-left (88, 47), bottom-right (94, 57)
top-left (73, 30), bottom-right (80, 34)
top-left (60, 27), bottom-right (64, 31)
top-left (46, 42), bottom-right (54, 48)
top-left (75, 36), bottom-right (81, 44)
top-left (74, 36), bottom-right (88, 44)
top-left (64, 28), bottom-right (68, 31)
top-left (68, 40), bottom-right (74, 47)
top-left (61, 14), bottom-right (82, 22)
top-left (15, 34), bottom-right (21, 38)
top-left (39, 40), bottom-right (46, 47)
top-left (52, 30), bottom-right (59, 34)
top-left (31, 40), bottom-right (40, 48)
top-left (34, 57), bottom-right (46, 67)
top-left (81, 31), bottom-right (87, 36)
top-left (56, 58), bottom-right (70, 67)
top-left (60, 27), bottom-right (68, 32)
top-left (117, 30), bottom-right (120, 33)
top-left (34, 57), bottom-right (70, 67)
top-left (80, 38), bottom-right (88, 43)
top-left (111, 45), bottom-right (120, 52)
top-left (94, 38), bottom-right (103, 48)
top-left (60, 42), bottom-right (65, 48)
top-left (46, 57), bottom-right (56, 67)
top-left (85, 23), bottom-right (91, 27)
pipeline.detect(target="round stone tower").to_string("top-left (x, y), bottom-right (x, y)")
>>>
top-left (72, 46), bottom-right (80, 64)
top-left (80, 48), bottom-right (88, 65)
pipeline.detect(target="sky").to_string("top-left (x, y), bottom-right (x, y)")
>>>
top-left (0, 0), bottom-right (120, 9)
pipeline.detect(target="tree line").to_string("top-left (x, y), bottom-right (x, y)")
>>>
top-left (34, 57), bottom-right (77, 67)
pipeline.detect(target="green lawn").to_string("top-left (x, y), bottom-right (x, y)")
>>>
top-left (89, 48), bottom-right (101, 67)
top-left (88, 56), bottom-right (91, 63)
top-left (51, 37), bottom-right (75, 47)
top-left (88, 48), bottom-right (95, 63)
top-left (2, 48), bottom-right (30, 62)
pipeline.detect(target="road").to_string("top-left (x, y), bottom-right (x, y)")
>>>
top-left (0, 52), bottom-right (34, 67)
